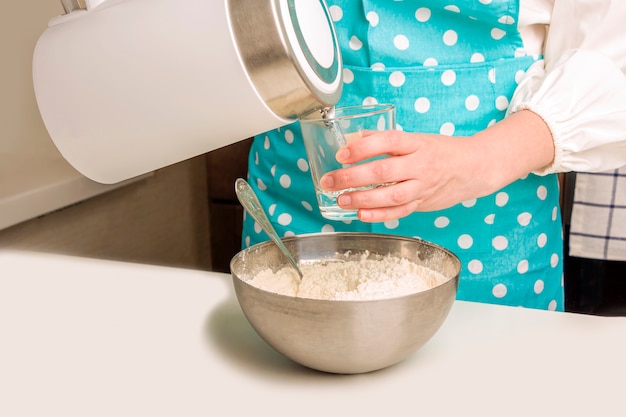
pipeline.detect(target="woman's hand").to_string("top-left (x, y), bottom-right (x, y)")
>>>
top-left (319, 110), bottom-right (555, 222)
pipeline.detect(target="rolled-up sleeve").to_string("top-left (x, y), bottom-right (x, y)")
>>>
top-left (509, 0), bottom-right (626, 175)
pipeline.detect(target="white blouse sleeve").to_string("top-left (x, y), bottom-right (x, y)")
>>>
top-left (508, 0), bottom-right (626, 175)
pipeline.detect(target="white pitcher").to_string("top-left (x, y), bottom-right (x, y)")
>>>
top-left (32, 0), bottom-right (342, 183)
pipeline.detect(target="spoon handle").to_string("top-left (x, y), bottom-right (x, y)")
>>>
top-left (235, 178), bottom-right (303, 279)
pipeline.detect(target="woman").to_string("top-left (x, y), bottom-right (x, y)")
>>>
top-left (242, 0), bottom-right (626, 311)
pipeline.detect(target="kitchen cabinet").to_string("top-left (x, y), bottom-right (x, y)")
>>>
top-left (0, 157), bottom-right (211, 270)
top-left (206, 138), bottom-right (253, 272)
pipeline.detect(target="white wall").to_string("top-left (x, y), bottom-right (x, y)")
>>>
top-left (1, 1), bottom-right (62, 156)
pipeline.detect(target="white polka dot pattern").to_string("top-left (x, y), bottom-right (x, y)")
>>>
top-left (492, 283), bottom-right (507, 298)
top-left (389, 71), bottom-right (406, 87)
top-left (518, 260), bottom-right (529, 274)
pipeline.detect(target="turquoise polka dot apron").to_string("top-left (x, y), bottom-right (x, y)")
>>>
top-left (243, 0), bottom-right (564, 311)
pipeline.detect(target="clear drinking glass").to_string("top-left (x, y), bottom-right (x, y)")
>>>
top-left (300, 103), bottom-right (396, 221)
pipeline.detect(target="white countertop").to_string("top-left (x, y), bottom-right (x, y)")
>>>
top-left (1, 250), bottom-right (624, 417)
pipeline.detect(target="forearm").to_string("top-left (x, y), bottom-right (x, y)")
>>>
top-left (468, 109), bottom-right (555, 194)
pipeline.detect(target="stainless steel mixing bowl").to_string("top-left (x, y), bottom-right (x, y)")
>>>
top-left (230, 232), bottom-right (461, 374)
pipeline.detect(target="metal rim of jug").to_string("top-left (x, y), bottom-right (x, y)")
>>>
top-left (227, 0), bottom-right (343, 120)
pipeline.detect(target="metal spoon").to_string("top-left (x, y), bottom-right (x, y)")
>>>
top-left (234, 178), bottom-right (303, 280)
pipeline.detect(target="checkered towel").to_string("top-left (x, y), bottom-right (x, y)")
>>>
top-left (568, 166), bottom-right (626, 261)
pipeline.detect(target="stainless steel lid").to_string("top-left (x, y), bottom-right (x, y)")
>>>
top-left (227, 0), bottom-right (343, 119)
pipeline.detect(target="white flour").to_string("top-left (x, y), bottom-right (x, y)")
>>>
top-left (246, 251), bottom-right (447, 301)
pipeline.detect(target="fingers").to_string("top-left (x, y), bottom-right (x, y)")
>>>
top-left (335, 130), bottom-right (419, 164)
top-left (320, 156), bottom-right (402, 191)
top-left (337, 180), bottom-right (421, 210)
top-left (357, 205), bottom-right (419, 223)
top-left (315, 131), bottom-right (464, 222)
top-left (339, 181), bottom-right (423, 223)
top-left (335, 179), bottom-right (447, 223)
top-left (321, 132), bottom-right (422, 192)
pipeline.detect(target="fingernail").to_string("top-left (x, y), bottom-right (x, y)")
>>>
top-left (320, 175), bottom-right (334, 189)
top-left (336, 149), bottom-right (350, 163)
top-left (359, 210), bottom-right (371, 221)
top-left (338, 194), bottom-right (351, 206)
